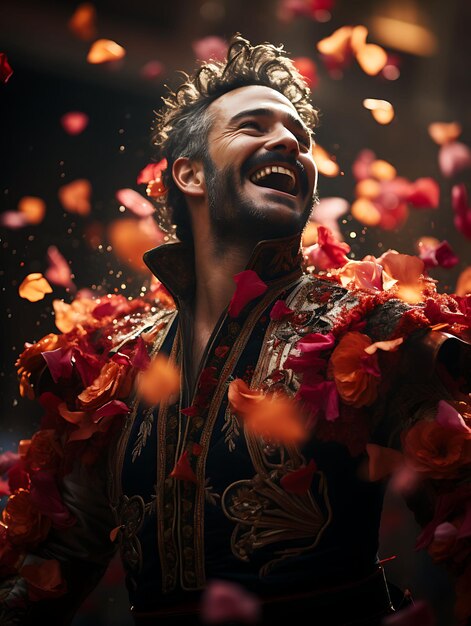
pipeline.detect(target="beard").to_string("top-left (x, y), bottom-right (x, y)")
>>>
top-left (203, 154), bottom-right (317, 254)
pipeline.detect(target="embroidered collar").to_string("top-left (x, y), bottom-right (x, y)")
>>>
top-left (143, 233), bottom-right (304, 304)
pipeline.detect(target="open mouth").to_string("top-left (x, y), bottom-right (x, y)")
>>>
top-left (249, 164), bottom-right (299, 196)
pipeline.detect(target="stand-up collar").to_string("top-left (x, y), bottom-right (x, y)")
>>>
top-left (143, 233), bottom-right (304, 304)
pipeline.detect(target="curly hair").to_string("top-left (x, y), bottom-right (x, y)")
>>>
top-left (151, 34), bottom-right (319, 242)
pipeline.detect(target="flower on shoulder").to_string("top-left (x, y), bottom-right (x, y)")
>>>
top-left (16, 333), bottom-right (68, 399)
top-left (330, 331), bottom-right (380, 407)
top-left (77, 360), bottom-right (135, 411)
top-left (402, 418), bottom-right (471, 479)
top-left (2, 489), bottom-right (51, 547)
top-left (25, 429), bottom-right (62, 472)
top-left (304, 225), bottom-right (350, 271)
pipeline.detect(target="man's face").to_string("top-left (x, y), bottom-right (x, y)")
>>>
top-left (203, 85), bottom-right (318, 244)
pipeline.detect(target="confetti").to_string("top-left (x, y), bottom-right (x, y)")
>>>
top-left (19, 274), bottom-right (53, 302)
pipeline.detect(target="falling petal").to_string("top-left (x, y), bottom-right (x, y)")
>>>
top-left (18, 196), bottom-right (46, 225)
top-left (45, 246), bottom-right (75, 290)
top-left (19, 273), bottom-right (53, 302)
top-left (136, 353), bottom-right (180, 405)
top-left (228, 270), bottom-right (268, 318)
top-left (58, 179), bottom-right (92, 216)
top-left (407, 177), bottom-right (440, 209)
top-left (0, 211), bottom-right (29, 229)
top-left (351, 198), bottom-right (382, 226)
top-left (192, 36), bottom-right (227, 62)
top-left (428, 121), bottom-right (462, 146)
top-left (452, 183), bottom-right (471, 239)
top-left (280, 460), bottom-right (317, 494)
top-left (352, 149), bottom-right (376, 180)
top-left (316, 25), bottom-right (353, 62)
top-left (435, 400), bottom-right (471, 433)
top-left (355, 43), bottom-right (388, 76)
top-left (311, 197), bottom-right (349, 240)
top-left (455, 267), bottom-right (471, 296)
top-left (438, 141), bottom-right (471, 178)
top-left (270, 300), bottom-right (294, 321)
top-left (87, 39), bottom-right (126, 64)
top-left (139, 60), bottom-right (165, 80)
top-left (355, 178), bottom-right (381, 199)
top-left (365, 444), bottom-right (403, 481)
top-left (136, 159), bottom-right (167, 185)
top-left (363, 98), bottom-right (395, 125)
top-left (60, 111), bottom-right (89, 135)
top-left (0, 52), bottom-right (13, 83)
top-left (68, 3), bottom-right (97, 40)
top-left (369, 160), bottom-right (396, 181)
top-left (115, 188), bottom-right (155, 217)
top-left (301, 221), bottom-right (319, 246)
top-left (201, 579), bottom-right (261, 625)
top-left (108, 217), bottom-right (166, 272)
top-left (292, 57), bottom-right (318, 88)
top-left (169, 451), bottom-right (197, 483)
top-left (312, 144), bottom-right (340, 177)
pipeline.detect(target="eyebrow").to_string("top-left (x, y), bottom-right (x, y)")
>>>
top-left (229, 107), bottom-right (312, 139)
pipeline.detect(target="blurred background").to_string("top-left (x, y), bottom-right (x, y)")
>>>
top-left (1, 0), bottom-right (470, 624)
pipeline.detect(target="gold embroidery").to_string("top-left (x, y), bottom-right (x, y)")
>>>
top-left (132, 405), bottom-right (155, 462)
top-left (221, 410), bottom-right (240, 452)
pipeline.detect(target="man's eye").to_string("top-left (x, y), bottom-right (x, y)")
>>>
top-left (240, 121), bottom-right (262, 131)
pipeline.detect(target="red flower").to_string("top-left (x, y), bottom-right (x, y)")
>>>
top-left (304, 226), bottom-right (350, 270)
top-left (169, 451), bottom-right (197, 484)
top-left (270, 300), bottom-right (294, 321)
top-left (280, 460), bottom-right (317, 494)
top-left (228, 270), bottom-right (268, 318)
top-left (0, 52), bottom-right (13, 84)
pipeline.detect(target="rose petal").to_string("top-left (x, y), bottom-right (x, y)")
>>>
top-left (42, 347), bottom-right (73, 383)
top-left (228, 270), bottom-right (268, 318)
top-left (136, 354), bottom-right (180, 405)
top-left (452, 183), bottom-right (471, 239)
top-left (136, 159), bottom-right (167, 185)
top-left (355, 43), bottom-right (388, 76)
top-left (58, 179), bottom-right (92, 216)
top-left (0, 52), bottom-right (13, 84)
top-left (280, 460), bottom-right (317, 494)
top-left (364, 337), bottom-right (403, 354)
top-left (87, 39), bottom-right (126, 64)
top-left (201, 579), bottom-right (261, 625)
top-left (115, 188), bottom-right (155, 217)
top-left (292, 57), bottom-right (318, 88)
top-left (363, 98), bottom-right (395, 125)
top-left (139, 60), bottom-right (165, 80)
top-left (45, 246), bottom-right (75, 290)
top-left (108, 217), bottom-right (166, 272)
top-left (192, 36), bottom-right (228, 62)
top-left (60, 111), bottom-right (89, 135)
top-left (310, 197), bottom-right (349, 241)
top-left (19, 273), bottom-right (53, 302)
top-left (0, 211), bottom-right (29, 229)
top-left (436, 400), bottom-right (471, 433)
top-left (270, 300), bottom-right (294, 321)
top-left (407, 177), bottom-right (440, 209)
top-left (456, 267), bottom-right (471, 296)
top-left (18, 196), bottom-right (46, 225)
top-left (68, 3), bottom-right (97, 40)
top-left (29, 470), bottom-right (76, 529)
top-left (438, 141), bottom-right (471, 178)
top-left (312, 144), bottom-right (340, 177)
top-left (428, 121), bottom-right (462, 146)
top-left (352, 149), bottom-right (376, 181)
top-left (169, 450), bottom-right (197, 483)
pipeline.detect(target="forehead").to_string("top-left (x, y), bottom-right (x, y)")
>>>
top-left (208, 85), bottom-right (300, 126)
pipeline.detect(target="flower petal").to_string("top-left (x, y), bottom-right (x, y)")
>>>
top-left (452, 183), bottom-right (471, 239)
top-left (115, 188), bottom-right (155, 217)
top-left (280, 460), bottom-right (317, 494)
top-left (45, 246), bottom-right (75, 290)
top-left (228, 270), bottom-right (268, 318)
top-left (169, 450), bottom-right (197, 483)
top-left (68, 3), bottom-right (97, 40)
top-left (136, 354), bottom-right (180, 405)
top-left (270, 300), bottom-right (294, 321)
top-left (0, 52), bottom-right (13, 84)
top-left (439, 141), bottom-right (471, 178)
top-left (87, 39), bottom-right (126, 64)
top-left (60, 111), bottom-right (89, 135)
top-left (18, 196), bottom-right (46, 225)
top-left (19, 273), bottom-right (53, 302)
top-left (436, 400), bottom-right (471, 433)
top-left (192, 36), bottom-right (227, 62)
top-left (58, 179), bottom-right (92, 216)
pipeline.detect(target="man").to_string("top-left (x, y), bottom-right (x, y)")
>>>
top-left (1, 35), bottom-right (470, 626)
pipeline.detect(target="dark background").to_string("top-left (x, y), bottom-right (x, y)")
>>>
top-left (1, 0), bottom-right (470, 624)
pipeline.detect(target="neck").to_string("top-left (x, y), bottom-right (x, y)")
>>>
top-left (192, 229), bottom-right (255, 327)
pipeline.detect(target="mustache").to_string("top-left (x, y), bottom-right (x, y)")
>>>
top-left (240, 152), bottom-right (309, 197)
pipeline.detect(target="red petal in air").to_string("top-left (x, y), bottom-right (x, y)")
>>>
top-left (228, 270), bottom-right (268, 318)
top-left (280, 460), bottom-right (317, 494)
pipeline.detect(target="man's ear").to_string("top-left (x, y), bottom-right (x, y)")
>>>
top-left (172, 157), bottom-right (205, 198)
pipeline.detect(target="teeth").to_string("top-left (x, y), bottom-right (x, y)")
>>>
top-left (250, 165), bottom-right (296, 184)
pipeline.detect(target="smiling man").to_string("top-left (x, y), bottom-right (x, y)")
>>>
top-left (1, 35), bottom-right (471, 626)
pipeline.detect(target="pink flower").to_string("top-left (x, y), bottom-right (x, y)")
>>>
top-left (304, 225), bottom-right (350, 270)
top-left (270, 300), bottom-right (294, 321)
top-left (200, 579), bottom-right (261, 625)
top-left (228, 270), bottom-right (268, 318)
top-left (452, 183), bottom-right (471, 239)
top-left (280, 460), bottom-right (317, 494)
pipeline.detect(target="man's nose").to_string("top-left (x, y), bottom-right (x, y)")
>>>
top-left (264, 124), bottom-right (300, 155)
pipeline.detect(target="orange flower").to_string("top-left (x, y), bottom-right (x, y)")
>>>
top-left (402, 420), bottom-right (471, 479)
top-left (78, 361), bottom-right (135, 411)
top-left (2, 490), bottom-right (51, 547)
top-left (25, 430), bottom-right (62, 472)
top-left (16, 334), bottom-right (66, 399)
top-left (330, 332), bottom-right (380, 407)
top-left (228, 379), bottom-right (306, 445)
top-left (135, 354), bottom-right (180, 405)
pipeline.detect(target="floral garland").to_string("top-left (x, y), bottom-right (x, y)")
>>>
top-left (0, 286), bottom-right (175, 602)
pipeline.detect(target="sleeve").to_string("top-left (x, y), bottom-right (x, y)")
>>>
top-left (373, 328), bottom-right (471, 626)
